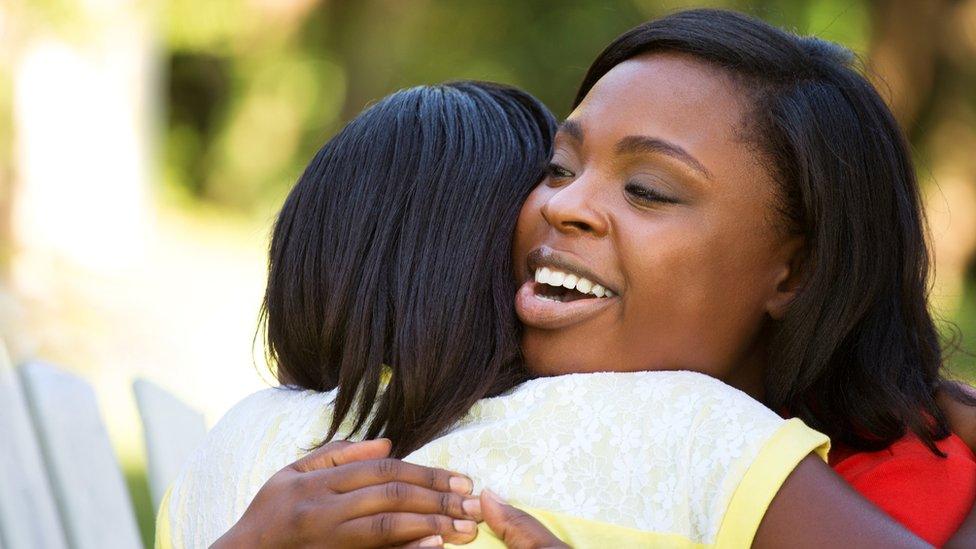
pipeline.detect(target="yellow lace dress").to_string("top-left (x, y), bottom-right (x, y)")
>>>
top-left (156, 371), bottom-right (828, 548)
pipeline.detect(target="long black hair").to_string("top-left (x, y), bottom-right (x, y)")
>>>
top-left (576, 8), bottom-right (967, 454)
top-left (261, 81), bottom-right (556, 456)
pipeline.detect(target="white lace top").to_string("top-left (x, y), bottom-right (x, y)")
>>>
top-left (158, 371), bottom-right (828, 548)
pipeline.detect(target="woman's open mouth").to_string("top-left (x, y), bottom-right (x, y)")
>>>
top-left (515, 249), bottom-right (619, 330)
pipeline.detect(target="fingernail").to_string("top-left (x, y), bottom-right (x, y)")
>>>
top-left (453, 519), bottom-right (478, 534)
top-left (462, 497), bottom-right (482, 519)
top-left (483, 488), bottom-right (506, 504)
top-left (418, 534), bottom-right (443, 547)
top-left (449, 475), bottom-right (473, 495)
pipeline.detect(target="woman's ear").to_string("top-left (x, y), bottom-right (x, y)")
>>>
top-left (766, 237), bottom-right (807, 320)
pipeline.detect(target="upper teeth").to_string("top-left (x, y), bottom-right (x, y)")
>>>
top-left (534, 267), bottom-right (616, 298)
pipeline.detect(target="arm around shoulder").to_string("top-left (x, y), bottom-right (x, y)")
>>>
top-left (753, 455), bottom-right (930, 549)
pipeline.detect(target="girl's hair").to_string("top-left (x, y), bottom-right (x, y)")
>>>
top-left (576, 8), bottom-right (964, 454)
top-left (261, 81), bottom-right (556, 456)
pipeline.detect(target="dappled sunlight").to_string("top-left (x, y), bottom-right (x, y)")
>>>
top-left (10, 202), bottom-right (271, 460)
top-left (12, 37), bottom-right (151, 272)
top-left (5, 0), bottom-right (274, 493)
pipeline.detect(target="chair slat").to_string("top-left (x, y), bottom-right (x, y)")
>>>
top-left (132, 379), bottom-right (206, 510)
top-left (0, 345), bottom-right (67, 549)
top-left (19, 362), bottom-right (142, 549)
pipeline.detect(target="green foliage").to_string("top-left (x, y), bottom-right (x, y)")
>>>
top-left (159, 0), bottom-right (649, 209)
top-left (804, 0), bottom-right (869, 54)
top-left (155, 2), bottom-right (976, 363)
top-left (164, 0), bottom-right (254, 54)
top-left (946, 281), bottom-right (976, 383)
top-left (159, 0), bottom-right (886, 212)
top-left (124, 464), bottom-right (155, 548)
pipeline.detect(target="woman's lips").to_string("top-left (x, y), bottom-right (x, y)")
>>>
top-left (515, 279), bottom-right (617, 330)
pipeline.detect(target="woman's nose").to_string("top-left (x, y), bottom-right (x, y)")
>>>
top-left (540, 179), bottom-right (609, 237)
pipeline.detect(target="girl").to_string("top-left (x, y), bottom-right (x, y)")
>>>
top-left (164, 9), bottom-right (976, 549)
top-left (160, 80), bottom-right (837, 549)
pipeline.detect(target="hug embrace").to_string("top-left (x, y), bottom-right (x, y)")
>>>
top-left (157, 9), bottom-right (976, 549)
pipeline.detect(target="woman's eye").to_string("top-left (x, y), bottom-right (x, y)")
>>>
top-left (546, 163), bottom-right (574, 179)
top-left (625, 182), bottom-right (679, 205)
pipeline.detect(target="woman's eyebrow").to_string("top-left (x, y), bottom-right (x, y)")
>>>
top-left (615, 135), bottom-right (713, 180)
top-left (558, 120), bottom-right (584, 144)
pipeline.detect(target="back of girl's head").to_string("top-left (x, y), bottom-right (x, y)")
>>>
top-left (577, 9), bottom-right (953, 453)
top-left (262, 81), bottom-right (556, 456)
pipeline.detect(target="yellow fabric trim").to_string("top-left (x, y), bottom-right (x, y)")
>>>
top-left (714, 418), bottom-right (830, 547)
top-left (155, 486), bottom-right (174, 549)
top-left (450, 420), bottom-right (827, 549)
top-left (448, 505), bottom-right (707, 549)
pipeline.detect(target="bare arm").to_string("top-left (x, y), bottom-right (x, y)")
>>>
top-left (480, 453), bottom-right (930, 549)
top-left (937, 381), bottom-right (976, 453)
top-left (937, 381), bottom-right (976, 548)
top-left (753, 454), bottom-right (929, 548)
top-left (945, 504), bottom-right (976, 549)
top-left (212, 447), bottom-right (937, 548)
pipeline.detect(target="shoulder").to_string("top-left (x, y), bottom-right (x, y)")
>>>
top-left (206, 385), bottom-right (331, 440)
top-left (427, 370), bottom-right (826, 545)
top-left (503, 369), bottom-right (782, 419)
top-left (195, 386), bottom-right (333, 467)
top-left (833, 432), bottom-right (976, 487)
top-left (163, 386), bottom-right (337, 547)
top-left (937, 382), bottom-right (976, 452)
top-left (478, 370), bottom-right (792, 455)
top-left (832, 433), bottom-right (976, 546)
top-left (504, 370), bottom-right (787, 442)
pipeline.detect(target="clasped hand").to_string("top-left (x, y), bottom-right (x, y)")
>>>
top-left (211, 439), bottom-right (569, 549)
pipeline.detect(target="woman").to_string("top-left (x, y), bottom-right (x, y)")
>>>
top-left (516, 9), bottom-right (976, 546)
top-left (165, 9), bottom-right (976, 548)
top-left (159, 79), bottom-right (836, 549)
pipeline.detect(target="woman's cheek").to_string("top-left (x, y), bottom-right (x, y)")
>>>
top-left (513, 190), bottom-right (549, 246)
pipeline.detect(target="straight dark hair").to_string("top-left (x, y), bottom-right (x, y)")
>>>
top-left (261, 81), bottom-right (556, 457)
top-left (576, 8), bottom-right (969, 454)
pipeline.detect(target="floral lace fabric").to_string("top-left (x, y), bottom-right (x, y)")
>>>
top-left (163, 371), bottom-right (811, 547)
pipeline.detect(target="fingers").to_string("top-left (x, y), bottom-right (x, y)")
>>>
top-left (481, 489), bottom-right (568, 549)
top-left (292, 438), bottom-right (392, 473)
top-left (394, 534), bottom-right (445, 548)
top-left (316, 458), bottom-right (473, 496)
top-left (336, 512), bottom-right (479, 547)
top-left (338, 482), bottom-right (482, 521)
top-left (333, 438), bottom-right (394, 465)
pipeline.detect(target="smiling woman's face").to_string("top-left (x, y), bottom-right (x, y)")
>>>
top-left (513, 52), bottom-right (802, 393)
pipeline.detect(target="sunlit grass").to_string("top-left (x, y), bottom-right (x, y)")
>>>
top-left (124, 464), bottom-right (155, 548)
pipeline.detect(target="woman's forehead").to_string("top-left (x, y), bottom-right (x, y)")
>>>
top-left (567, 54), bottom-right (746, 151)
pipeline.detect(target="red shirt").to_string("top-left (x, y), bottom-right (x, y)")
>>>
top-left (830, 433), bottom-right (976, 547)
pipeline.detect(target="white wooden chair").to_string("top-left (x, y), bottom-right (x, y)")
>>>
top-left (18, 361), bottom-right (143, 549)
top-left (0, 339), bottom-right (208, 548)
top-left (0, 343), bottom-right (67, 549)
top-left (133, 379), bottom-right (207, 510)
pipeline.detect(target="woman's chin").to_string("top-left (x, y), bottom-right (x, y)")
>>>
top-left (520, 328), bottom-right (606, 377)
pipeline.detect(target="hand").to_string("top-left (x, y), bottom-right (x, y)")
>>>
top-left (211, 439), bottom-right (483, 549)
top-left (480, 489), bottom-right (570, 549)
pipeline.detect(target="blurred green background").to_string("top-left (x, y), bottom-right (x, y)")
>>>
top-left (2, 0), bottom-right (975, 546)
